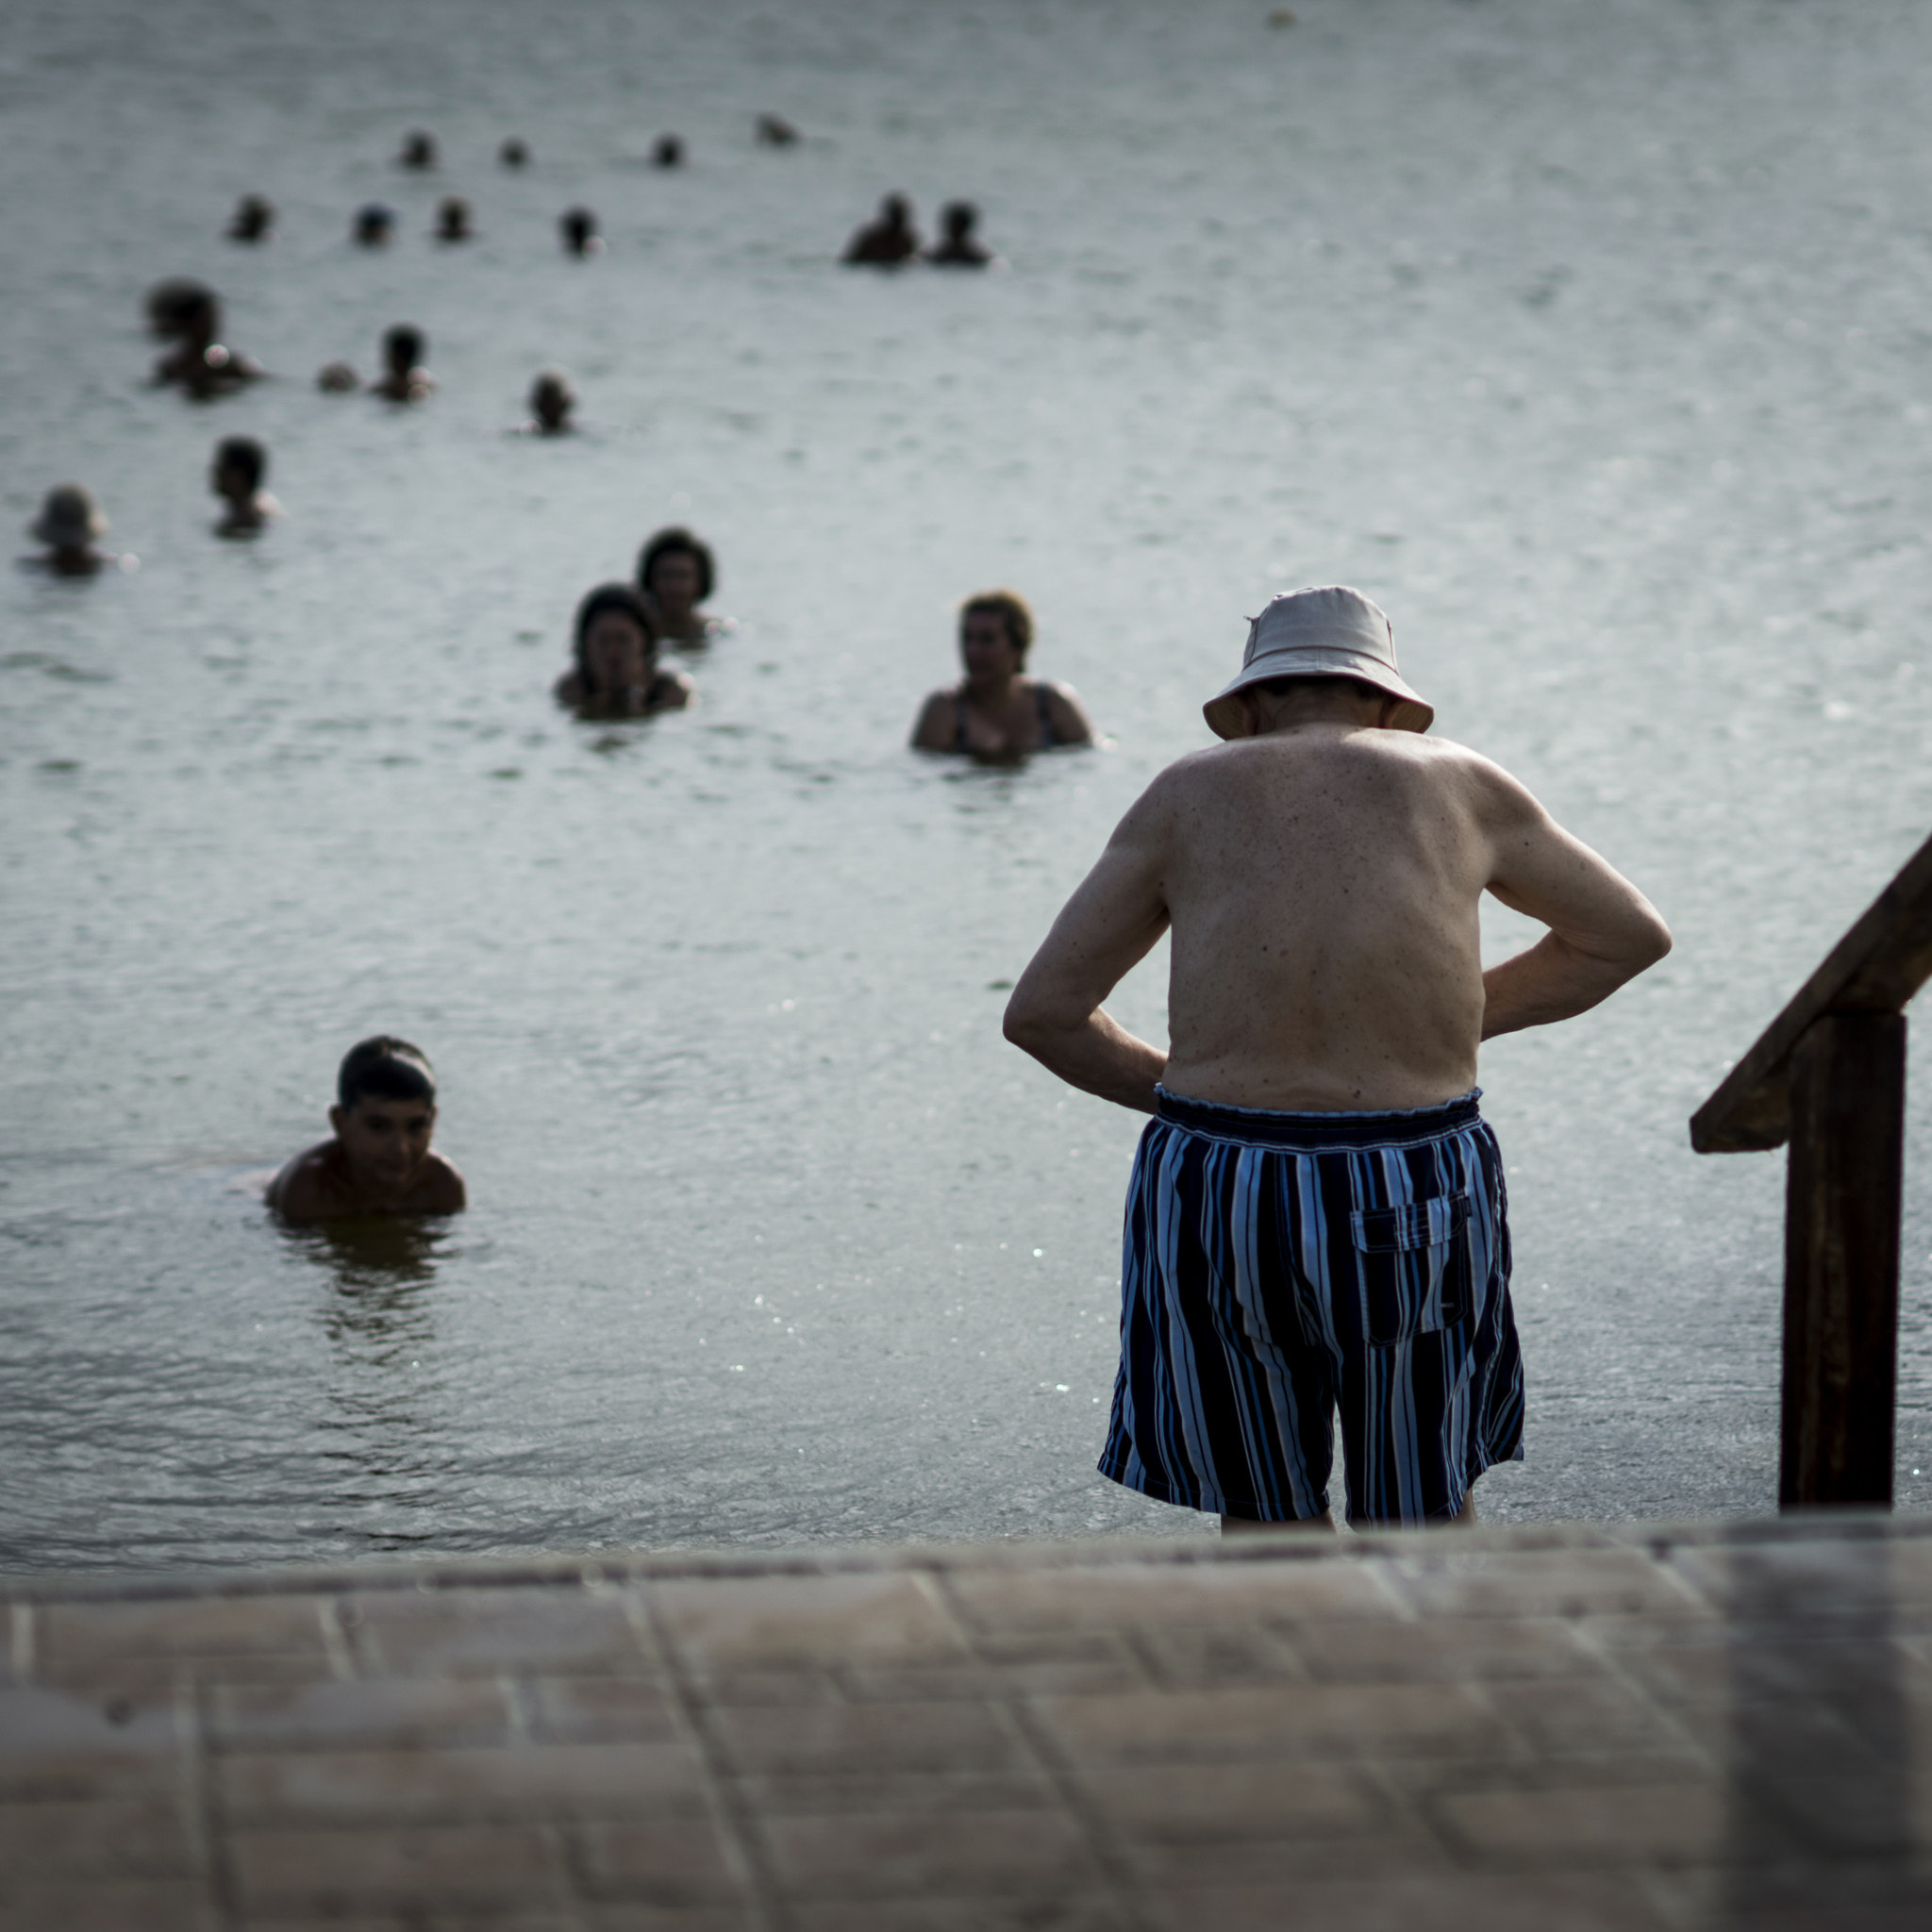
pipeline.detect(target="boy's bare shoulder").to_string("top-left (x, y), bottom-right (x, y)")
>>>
top-left (266, 1140), bottom-right (347, 1222)
top-left (410, 1152), bottom-right (467, 1213)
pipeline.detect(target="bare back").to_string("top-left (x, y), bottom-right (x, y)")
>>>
top-left (1159, 727), bottom-right (1491, 1109)
top-left (1005, 703), bottom-right (1670, 1118)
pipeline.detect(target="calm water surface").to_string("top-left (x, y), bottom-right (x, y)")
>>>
top-left (3, 0), bottom-right (1930, 1571)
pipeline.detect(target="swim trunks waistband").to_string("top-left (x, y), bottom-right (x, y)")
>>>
top-left (1154, 1085), bottom-right (1482, 1151)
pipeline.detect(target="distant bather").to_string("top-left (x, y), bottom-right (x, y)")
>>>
top-left (910, 590), bottom-right (1095, 758)
top-left (555, 583), bottom-right (692, 717)
top-left (842, 194), bottom-right (920, 266)
top-left (559, 207), bottom-right (600, 257)
top-left (372, 325), bottom-right (433, 403)
top-left (25, 485), bottom-right (115, 577)
top-left (226, 194), bottom-right (274, 243)
top-left (927, 201), bottom-right (992, 267)
top-left (636, 526), bottom-right (724, 643)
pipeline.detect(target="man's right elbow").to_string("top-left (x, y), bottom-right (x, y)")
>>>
top-left (1002, 994), bottom-right (1043, 1052)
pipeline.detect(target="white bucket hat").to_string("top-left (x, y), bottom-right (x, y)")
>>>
top-left (1203, 585), bottom-right (1432, 739)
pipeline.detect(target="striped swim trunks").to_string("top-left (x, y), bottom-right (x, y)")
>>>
top-left (1098, 1086), bottom-right (1524, 1526)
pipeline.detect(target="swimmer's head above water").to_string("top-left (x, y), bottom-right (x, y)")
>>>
top-left (354, 203), bottom-right (396, 247)
top-left (529, 370), bottom-right (575, 433)
top-left (559, 207), bottom-right (600, 257)
top-left (960, 589), bottom-right (1033, 676)
top-left (267, 1035), bottom-right (466, 1223)
top-left (227, 194), bottom-right (274, 243)
top-left (28, 484), bottom-right (112, 575)
top-left (210, 435), bottom-right (271, 532)
top-left (572, 582), bottom-right (658, 695)
top-left (636, 525), bottom-right (716, 636)
top-left (374, 325), bottom-right (432, 401)
top-left (435, 195), bottom-right (472, 242)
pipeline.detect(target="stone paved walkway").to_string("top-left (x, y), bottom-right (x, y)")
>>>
top-left (3, 1515), bottom-right (1929, 1930)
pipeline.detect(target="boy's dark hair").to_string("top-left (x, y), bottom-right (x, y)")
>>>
top-left (636, 525), bottom-right (716, 603)
top-left (337, 1037), bottom-right (436, 1111)
top-left (573, 581), bottom-right (658, 690)
top-left (384, 324), bottom-right (425, 370)
top-left (215, 436), bottom-right (265, 489)
top-left (960, 589), bottom-right (1034, 668)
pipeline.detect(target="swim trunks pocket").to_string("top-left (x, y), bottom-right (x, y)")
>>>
top-left (1350, 1191), bottom-right (1473, 1346)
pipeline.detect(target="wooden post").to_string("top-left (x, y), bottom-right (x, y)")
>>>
top-left (1778, 1012), bottom-right (1907, 1508)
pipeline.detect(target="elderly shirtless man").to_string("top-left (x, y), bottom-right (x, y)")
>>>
top-left (1004, 587), bottom-right (1671, 1530)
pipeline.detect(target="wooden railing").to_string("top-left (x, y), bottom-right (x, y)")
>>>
top-left (1690, 828), bottom-right (1932, 1509)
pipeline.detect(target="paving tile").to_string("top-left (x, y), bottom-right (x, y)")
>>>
top-left (228, 1823), bottom-right (558, 1914)
top-left (688, 1670), bottom-right (842, 1707)
top-left (946, 1557), bottom-right (1396, 1635)
top-left (790, 1902), bottom-right (1132, 1932)
top-left (1123, 1823), bottom-right (1452, 1887)
top-left (1036, 1679), bottom-right (1505, 1766)
top-left (349, 1587), bottom-right (648, 1677)
top-left (0, 1796), bottom-right (197, 1878)
top-left (0, 1683), bottom-right (179, 1801)
top-left (38, 1595), bottom-right (331, 1671)
top-left (0, 1876), bottom-right (211, 1932)
top-left (1668, 1538), bottom-right (1924, 1624)
top-left (574, 1911), bottom-right (758, 1932)
top-left (760, 1807), bottom-right (1093, 1898)
top-left (1386, 1551), bottom-right (1704, 1622)
top-left (253, 1919), bottom-right (576, 1932)
top-left (211, 1676), bottom-right (512, 1749)
top-left (1075, 1757), bottom-right (1394, 1840)
top-left (710, 1698), bottom-right (1023, 1775)
top-left (1141, 1870), bottom-right (1674, 1931)
top-left (1126, 1623), bottom-right (1307, 1690)
top-left (218, 1741), bottom-right (708, 1824)
top-left (524, 1674), bottom-right (682, 1743)
top-left (739, 1767), bottom-right (1053, 1816)
top-left (1374, 1752), bottom-right (1713, 1806)
top-left (1298, 1614), bottom-right (1600, 1684)
top-left (1433, 1781), bottom-right (1731, 1865)
top-left (1481, 1678), bottom-right (1688, 1757)
top-left (651, 1572), bottom-right (970, 1671)
top-left (570, 1815), bottom-right (746, 1903)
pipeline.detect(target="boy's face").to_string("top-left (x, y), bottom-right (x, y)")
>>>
top-left (328, 1093), bottom-right (436, 1196)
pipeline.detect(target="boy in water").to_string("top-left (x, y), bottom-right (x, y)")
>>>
top-left (268, 1038), bottom-right (466, 1223)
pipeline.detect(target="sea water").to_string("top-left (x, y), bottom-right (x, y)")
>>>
top-left (2, 0), bottom-right (1929, 1571)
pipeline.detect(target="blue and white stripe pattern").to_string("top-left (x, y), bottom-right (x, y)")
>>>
top-left (1098, 1087), bottom-right (1524, 1525)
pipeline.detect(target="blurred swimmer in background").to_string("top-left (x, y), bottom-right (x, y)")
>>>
top-left (226, 194), bottom-right (274, 242)
top-left (911, 590), bottom-right (1095, 758)
top-left (24, 485), bottom-right (123, 577)
top-left (210, 436), bottom-right (279, 536)
top-left (151, 288), bottom-right (260, 398)
top-left (523, 370), bottom-right (575, 435)
top-left (555, 583), bottom-right (692, 717)
top-left (636, 526), bottom-right (726, 643)
top-left (372, 325), bottom-right (434, 403)
top-left (927, 200), bottom-right (994, 267)
top-left (842, 193), bottom-right (920, 265)
top-left (559, 207), bottom-right (601, 257)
